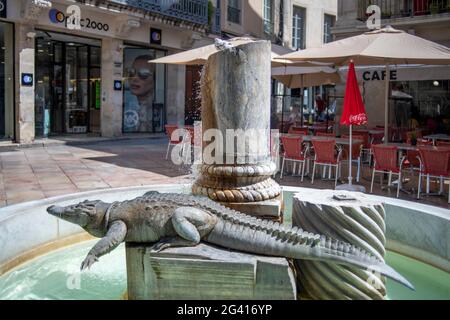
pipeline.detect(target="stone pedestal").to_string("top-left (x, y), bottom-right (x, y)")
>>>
top-left (126, 243), bottom-right (296, 300)
top-left (292, 189), bottom-right (387, 300)
top-left (222, 193), bottom-right (284, 221)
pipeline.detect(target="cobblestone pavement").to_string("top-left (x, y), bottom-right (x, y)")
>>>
top-left (0, 137), bottom-right (448, 209)
top-left (0, 138), bottom-right (191, 207)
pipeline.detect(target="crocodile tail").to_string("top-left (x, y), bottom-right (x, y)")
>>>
top-left (205, 219), bottom-right (414, 291)
top-left (310, 242), bottom-right (414, 291)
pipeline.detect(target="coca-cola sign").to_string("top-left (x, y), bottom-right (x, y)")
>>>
top-left (349, 113), bottom-right (368, 126)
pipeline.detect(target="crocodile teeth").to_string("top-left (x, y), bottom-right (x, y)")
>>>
top-left (289, 232), bottom-right (298, 243)
top-left (338, 242), bottom-right (345, 253)
top-left (311, 235), bottom-right (321, 247)
top-left (305, 235), bottom-right (313, 245)
top-left (298, 233), bottom-right (307, 244)
top-left (331, 240), bottom-right (339, 251)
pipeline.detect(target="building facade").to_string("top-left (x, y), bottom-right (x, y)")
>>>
top-left (211, 0), bottom-right (337, 123)
top-left (217, 0), bottom-right (337, 48)
top-left (0, 0), bottom-right (340, 144)
top-left (1, 0), bottom-right (215, 144)
top-left (333, 0), bottom-right (450, 131)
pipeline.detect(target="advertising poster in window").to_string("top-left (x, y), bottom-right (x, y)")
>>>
top-left (123, 48), bottom-right (165, 133)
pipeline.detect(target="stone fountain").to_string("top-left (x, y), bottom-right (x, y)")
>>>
top-left (46, 41), bottom-right (413, 300)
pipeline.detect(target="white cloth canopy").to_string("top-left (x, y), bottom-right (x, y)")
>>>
top-left (149, 37), bottom-right (297, 67)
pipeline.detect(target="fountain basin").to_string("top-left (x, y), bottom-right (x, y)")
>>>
top-left (0, 185), bottom-right (448, 299)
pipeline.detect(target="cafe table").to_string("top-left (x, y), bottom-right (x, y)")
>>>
top-left (423, 134), bottom-right (450, 145)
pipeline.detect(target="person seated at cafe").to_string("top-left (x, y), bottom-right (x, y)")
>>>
top-left (288, 105), bottom-right (303, 127)
top-left (408, 113), bottom-right (419, 130)
top-left (315, 95), bottom-right (326, 121)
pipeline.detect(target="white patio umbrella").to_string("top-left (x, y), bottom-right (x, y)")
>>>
top-left (277, 26), bottom-right (450, 144)
top-left (149, 36), bottom-right (299, 67)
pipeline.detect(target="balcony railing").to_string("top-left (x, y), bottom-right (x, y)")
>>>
top-left (109, 0), bottom-right (209, 25)
top-left (358, 0), bottom-right (450, 20)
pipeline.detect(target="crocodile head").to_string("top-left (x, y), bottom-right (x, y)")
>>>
top-left (47, 200), bottom-right (109, 234)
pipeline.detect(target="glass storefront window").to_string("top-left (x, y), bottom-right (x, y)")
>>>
top-left (0, 22), bottom-right (14, 140)
top-left (123, 47), bottom-right (166, 133)
top-left (392, 80), bottom-right (450, 133)
top-left (35, 31), bottom-right (101, 137)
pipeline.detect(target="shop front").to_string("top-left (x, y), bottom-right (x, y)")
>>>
top-left (2, 0), bottom-right (208, 143)
top-left (29, 1), bottom-right (169, 136)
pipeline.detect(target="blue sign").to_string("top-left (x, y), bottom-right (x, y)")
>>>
top-left (21, 73), bottom-right (33, 86)
top-left (0, 0), bottom-right (6, 19)
top-left (114, 80), bottom-right (122, 91)
top-left (150, 28), bottom-right (162, 45)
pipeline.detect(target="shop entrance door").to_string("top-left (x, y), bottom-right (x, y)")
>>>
top-left (65, 43), bottom-right (89, 133)
top-left (35, 32), bottom-right (101, 136)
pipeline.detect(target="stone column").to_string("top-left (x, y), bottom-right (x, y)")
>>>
top-left (166, 64), bottom-right (186, 126)
top-left (101, 38), bottom-right (123, 137)
top-left (292, 190), bottom-right (387, 300)
top-left (15, 23), bottom-right (35, 144)
top-left (192, 41), bottom-right (282, 219)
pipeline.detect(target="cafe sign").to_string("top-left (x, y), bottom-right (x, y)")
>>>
top-left (362, 70), bottom-right (398, 81)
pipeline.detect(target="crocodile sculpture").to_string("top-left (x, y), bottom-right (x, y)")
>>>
top-left (47, 191), bottom-right (413, 290)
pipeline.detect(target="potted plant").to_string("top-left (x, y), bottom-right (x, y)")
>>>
top-left (208, 1), bottom-right (214, 27)
top-left (429, 1), bottom-right (440, 14)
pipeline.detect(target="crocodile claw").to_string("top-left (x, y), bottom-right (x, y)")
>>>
top-left (150, 240), bottom-right (172, 253)
top-left (80, 254), bottom-right (98, 271)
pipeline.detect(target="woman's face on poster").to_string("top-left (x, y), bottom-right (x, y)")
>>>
top-left (129, 59), bottom-right (154, 98)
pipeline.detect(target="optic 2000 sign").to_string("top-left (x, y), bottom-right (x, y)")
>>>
top-left (49, 6), bottom-right (110, 32)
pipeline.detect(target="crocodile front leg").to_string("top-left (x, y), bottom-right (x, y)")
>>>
top-left (151, 207), bottom-right (218, 252)
top-left (81, 220), bottom-right (127, 270)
